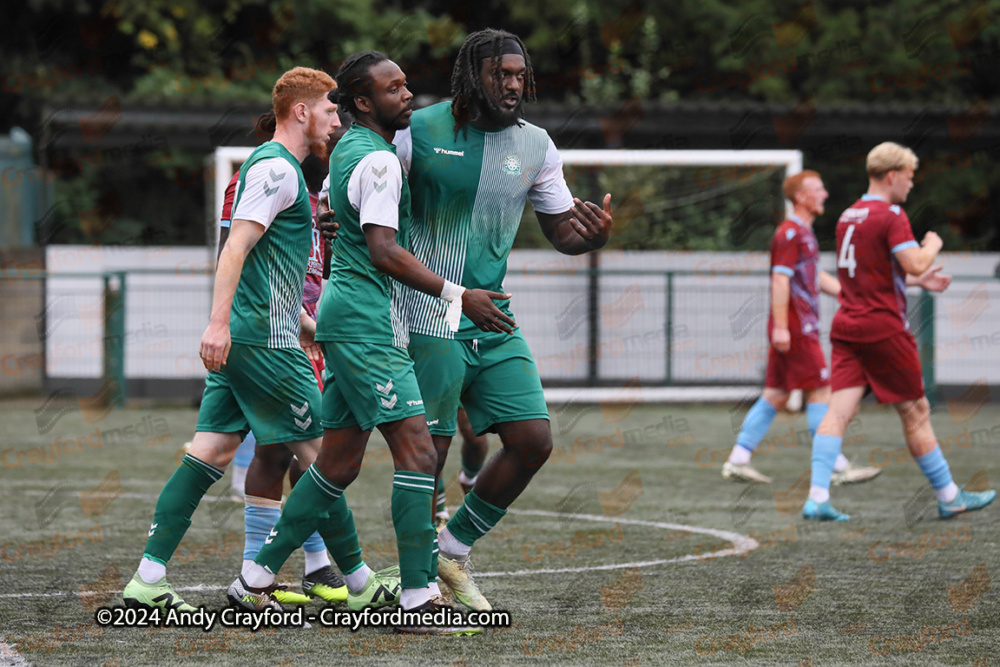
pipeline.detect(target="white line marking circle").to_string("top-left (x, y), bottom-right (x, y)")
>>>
top-left (0, 508), bottom-right (758, 599)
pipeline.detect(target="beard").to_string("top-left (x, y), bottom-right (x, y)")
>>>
top-left (481, 93), bottom-right (523, 127)
top-left (306, 116), bottom-right (330, 160)
top-left (374, 105), bottom-right (412, 132)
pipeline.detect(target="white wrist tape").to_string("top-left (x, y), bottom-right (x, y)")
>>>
top-left (441, 280), bottom-right (466, 333)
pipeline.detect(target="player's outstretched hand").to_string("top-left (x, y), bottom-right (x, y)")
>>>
top-left (200, 321), bottom-right (231, 372)
top-left (772, 327), bottom-right (791, 353)
top-left (915, 265), bottom-right (952, 292)
top-left (463, 290), bottom-right (516, 334)
top-left (570, 193), bottom-right (613, 250)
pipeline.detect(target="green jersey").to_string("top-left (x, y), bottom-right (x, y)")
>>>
top-left (396, 101), bottom-right (573, 339)
top-left (228, 141), bottom-right (312, 348)
top-left (317, 125), bottom-right (411, 347)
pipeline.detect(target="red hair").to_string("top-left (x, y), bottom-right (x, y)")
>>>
top-left (782, 170), bottom-right (820, 202)
top-left (272, 67), bottom-right (335, 121)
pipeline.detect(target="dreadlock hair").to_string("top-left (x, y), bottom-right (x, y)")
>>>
top-left (332, 51), bottom-right (390, 118)
top-left (451, 29), bottom-right (536, 139)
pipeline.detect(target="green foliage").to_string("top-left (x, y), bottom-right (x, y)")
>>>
top-left (7, 0), bottom-right (999, 250)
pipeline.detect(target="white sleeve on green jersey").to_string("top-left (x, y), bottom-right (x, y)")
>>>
top-left (528, 137), bottom-right (575, 214)
top-left (231, 158), bottom-right (300, 230)
top-left (320, 174), bottom-right (330, 202)
top-left (349, 151), bottom-right (403, 230)
top-left (392, 127), bottom-right (412, 173)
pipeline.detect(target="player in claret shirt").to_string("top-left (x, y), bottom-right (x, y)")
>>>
top-left (803, 142), bottom-right (995, 521)
top-left (723, 171), bottom-right (879, 486)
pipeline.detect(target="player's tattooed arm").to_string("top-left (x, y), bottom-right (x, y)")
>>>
top-left (363, 225), bottom-right (516, 334)
top-left (200, 219), bottom-right (266, 372)
top-left (536, 194), bottom-right (613, 255)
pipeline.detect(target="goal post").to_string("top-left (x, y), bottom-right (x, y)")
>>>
top-left (206, 146), bottom-right (257, 253)
top-left (560, 149), bottom-right (802, 172)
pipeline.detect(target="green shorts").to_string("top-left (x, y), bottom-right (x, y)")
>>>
top-left (320, 341), bottom-right (426, 431)
top-left (408, 330), bottom-right (549, 437)
top-left (196, 342), bottom-right (323, 445)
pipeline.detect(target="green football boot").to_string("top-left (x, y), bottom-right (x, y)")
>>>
top-left (123, 573), bottom-right (196, 612)
top-left (347, 566), bottom-right (401, 611)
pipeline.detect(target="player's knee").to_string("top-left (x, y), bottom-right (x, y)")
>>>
top-left (253, 445), bottom-right (294, 470)
top-left (531, 437), bottom-right (553, 468)
top-left (389, 420), bottom-right (437, 473)
top-left (503, 423), bottom-right (552, 470)
top-left (401, 445), bottom-right (437, 476)
top-left (316, 457), bottom-right (360, 487)
top-left (899, 396), bottom-right (931, 428)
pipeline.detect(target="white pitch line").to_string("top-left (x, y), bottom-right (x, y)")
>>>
top-left (0, 510), bottom-right (757, 599)
top-left (474, 508), bottom-right (758, 577)
top-left (20, 490), bottom-right (229, 502)
top-left (0, 638), bottom-right (32, 666)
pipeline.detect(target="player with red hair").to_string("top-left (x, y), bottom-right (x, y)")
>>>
top-left (723, 170), bottom-right (879, 486)
top-left (123, 67), bottom-right (341, 611)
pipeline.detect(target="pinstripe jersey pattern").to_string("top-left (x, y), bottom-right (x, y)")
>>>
top-left (229, 142), bottom-right (312, 349)
top-left (401, 102), bottom-right (551, 339)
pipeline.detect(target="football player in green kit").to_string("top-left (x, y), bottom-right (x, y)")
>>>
top-left (395, 29), bottom-right (615, 610)
top-left (123, 67), bottom-right (338, 611)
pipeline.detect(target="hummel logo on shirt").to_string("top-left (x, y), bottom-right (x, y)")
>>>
top-left (372, 165), bottom-right (388, 178)
top-left (290, 401), bottom-right (309, 417)
top-left (373, 181), bottom-right (387, 193)
top-left (406, 399), bottom-right (424, 406)
top-left (265, 528), bottom-right (278, 545)
top-left (269, 168), bottom-right (285, 182)
top-left (433, 147), bottom-right (464, 156)
top-left (376, 379), bottom-right (394, 395)
top-left (294, 416), bottom-right (313, 430)
top-left (381, 394), bottom-right (398, 410)
top-left (148, 523), bottom-right (158, 537)
top-left (263, 181), bottom-right (278, 197)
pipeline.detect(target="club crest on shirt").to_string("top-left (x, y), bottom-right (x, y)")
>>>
top-left (502, 154), bottom-right (522, 175)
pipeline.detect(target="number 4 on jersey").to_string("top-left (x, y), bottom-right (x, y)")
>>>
top-left (839, 224), bottom-right (857, 278)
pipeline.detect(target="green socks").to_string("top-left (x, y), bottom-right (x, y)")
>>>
top-left (142, 454), bottom-right (223, 565)
top-left (435, 477), bottom-right (446, 515)
top-left (254, 464), bottom-right (363, 576)
top-left (392, 471), bottom-right (435, 589)
top-left (446, 490), bottom-right (507, 549)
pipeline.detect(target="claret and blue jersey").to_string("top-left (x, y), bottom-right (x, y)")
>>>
top-left (831, 194), bottom-right (917, 343)
top-left (770, 214), bottom-right (821, 340)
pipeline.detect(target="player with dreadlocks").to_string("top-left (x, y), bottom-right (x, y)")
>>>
top-left (449, 30), bottom-right (537, 133)
top-left (320, 29), bottom-right (615, 611)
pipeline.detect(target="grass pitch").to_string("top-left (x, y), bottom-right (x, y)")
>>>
top-left (1, 400), bottom-right (997, 665)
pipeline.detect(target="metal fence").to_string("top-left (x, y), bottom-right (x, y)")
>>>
top-left (3, 262), bottom-right (998, 400)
